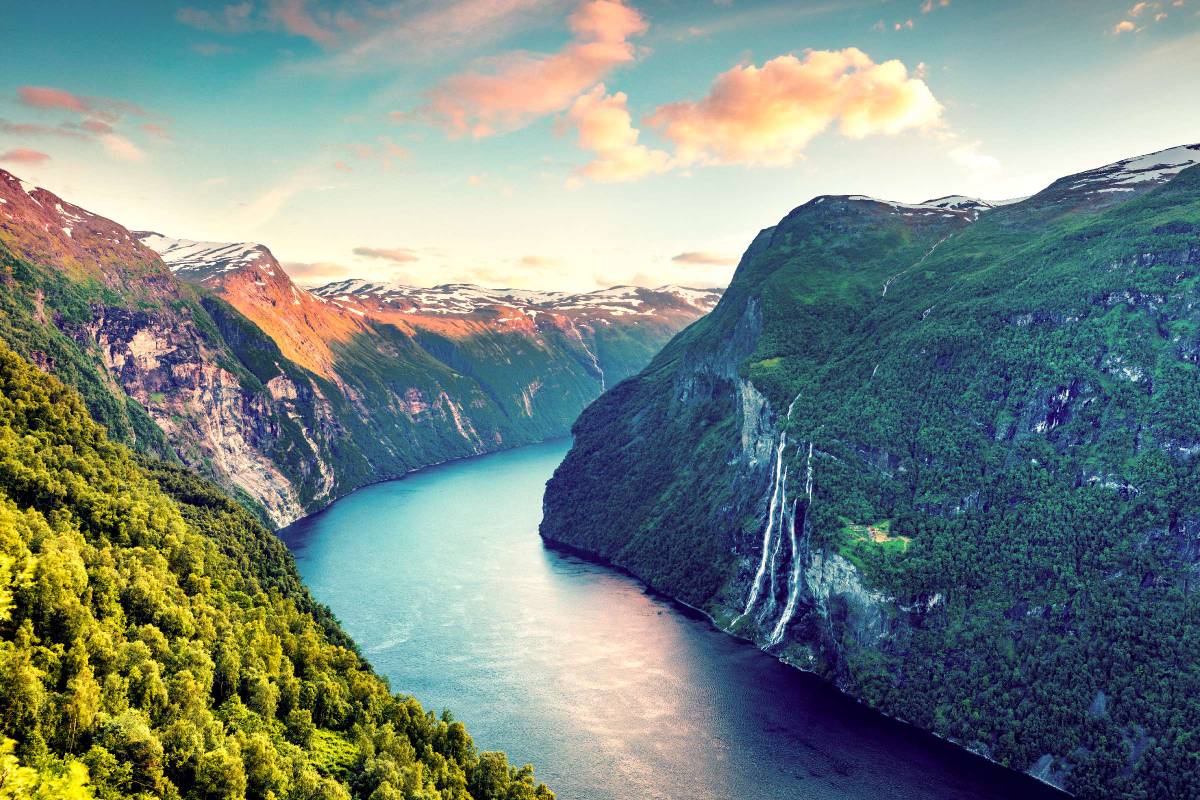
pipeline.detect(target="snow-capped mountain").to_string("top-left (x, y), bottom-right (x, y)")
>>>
top-left (1063, 143), bottom-right (1200, 196)
top-left (135, 233), bottom-right (275, 282)
top-left (310, 279), bottom-right (722, 323)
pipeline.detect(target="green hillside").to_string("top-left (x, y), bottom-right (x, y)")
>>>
top-left (542, 155), bottom-right (1200, 798)
top-left (0, 342), bottom-right (552, 800)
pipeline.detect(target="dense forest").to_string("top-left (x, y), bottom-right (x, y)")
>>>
top-left (0, 342), bottom-right (553, 799)
top-left (543, 153), bottom-right (1200, 798)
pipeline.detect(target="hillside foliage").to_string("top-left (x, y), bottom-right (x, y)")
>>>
top-left (544, 164), bottom-right (1200, 799)
top-left (0, 343), bottom-right (552, 800)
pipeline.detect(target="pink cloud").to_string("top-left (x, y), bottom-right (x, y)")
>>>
top-left (19, 86), bottom-right (91, 115)
top-left (647, 48), bottom-right (943, 167)
top-left (0, 148), bottom-right (51, 165)
top-left (0, 119), bottom-right (89, 139)
top-left (13, 86), bottom-right (167, 160)
top-left (920, 0), bottom-right (951, 13)
top-left (82, 119), bottom-right (115, 134)
top-left (18, 86), bottom-right (147, 123)
top-left (353, 246), bottom-right (420, 263)
top-left (141, 122), bottom-right (172, 140)
top-left (271, 0), bottom-right (340, 45)
top-left (100, 134), bottom-right (145, 161)
top-left (567, 85), bottom-right (669, 183)
top-left (1112, 19), bottom-right (1138, 33)
top-left (424, 0), bottom-right (647, 137)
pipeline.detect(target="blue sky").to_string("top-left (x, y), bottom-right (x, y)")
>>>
top-left (1, 0), bottom-right (1198, 290)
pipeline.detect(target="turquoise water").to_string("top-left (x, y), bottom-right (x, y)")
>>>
top-left (280, 439), bottom-right (1063, 800)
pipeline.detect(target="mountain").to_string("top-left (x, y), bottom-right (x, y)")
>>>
top-left (540, 143), bottom-right (1200, 799)
top-left (0, 338), bottom-right (553, 799)
top-left (0, 168), bottom-right (718, 526)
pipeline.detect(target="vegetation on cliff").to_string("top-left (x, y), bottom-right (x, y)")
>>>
top-left (543, 154), bottom-right (1200, 798)
top-left (0, 343), bottom-right (552, 799)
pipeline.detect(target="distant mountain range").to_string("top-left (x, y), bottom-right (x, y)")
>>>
top-left (541, 143), bottom-right (1200, 799)
top-left (0, 168), bottom-right (719, 525)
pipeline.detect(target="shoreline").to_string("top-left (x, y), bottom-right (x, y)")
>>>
top-left (276, 434), bottom-right (574, 532)
top-left (539, 533), bottom-right (1073, 798)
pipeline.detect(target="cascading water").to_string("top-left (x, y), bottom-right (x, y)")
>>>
top-left (768, 441), bottom-right (815, 646)
top-left (570, 326), bottom-right (606, 391)
top-left (757, 466), bottom-right (790, 623)
top-left (734, 394), bottom-right (801, 626)
top-left (734, 436), bottom-right (787, 625)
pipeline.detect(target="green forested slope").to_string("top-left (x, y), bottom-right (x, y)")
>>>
top-left (0, 343), bottom-right (552, 800)
top-left (543, 153), bottom-right (1200, 798)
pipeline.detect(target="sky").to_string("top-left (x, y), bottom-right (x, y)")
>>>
top-left (1, 0), bottom-right (1199, 291)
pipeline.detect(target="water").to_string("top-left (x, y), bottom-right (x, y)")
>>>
top-left (280, 439), bottom-right (1065, 800)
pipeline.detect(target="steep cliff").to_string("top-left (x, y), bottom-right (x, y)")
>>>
top-left (541, 144), bottom-right (1200, 799)
top-left (0, 169), bottom-right (718, 526)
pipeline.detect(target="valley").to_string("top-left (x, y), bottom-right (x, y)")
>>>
top-left (0, 169), bottom-right (718, 527)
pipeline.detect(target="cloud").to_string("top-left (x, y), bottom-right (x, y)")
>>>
top-left (948, 140), bottom-right (1001, 175)
top-left (240, 174), bottom-right (313, 228)
top-left (141, 123), bottom-right (172, 141)
top-left (353, 246), bottom-right (421, 263)
top-left (1128, 1), bottom-right (1152, 15)
top-left (0, 118), bottom-right (89, 139)
top-left (178, 0), bottom-right (350, 46)
top-left (12, 86), bottom-right (166, 161)
top-left (178, 0), bottom-right (567, 73)
top-left (566, 85), bottom-right (670, 183)
top-left (423, 0), bottom-right (647, 137)
top-left (18, 86), bottom-right (91, 115)
top-left (177, 2), bottom-right (257, 34)
top-left (920, 0), bottom-right (950, 12)
top-left (647, 48), bottom-right (942, 167)
top-left (330, 0), bottom-right (561, 69)
top-left (519, 255), bottom-right (565, 268)
top-left (1112, 19), bottom-right (1138, 33)
top-left (100, 134), bottom-right (145, 161)
top-left (18, 86), bottom-right (147, 123)
top-left (271, 0), bottom-right (341, 45)
top-left (671, 251), bottom-right (738, 266)
top-left (339, 136), bottom-right (409, 170)
top-left (0, 148), bottom-right (51, 165)
top-left (282, 260), bottom-right (354, 283)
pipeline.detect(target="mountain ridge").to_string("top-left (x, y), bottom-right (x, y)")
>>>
top-left (540, 142), bottom-right (1200, 799)
top-left (0, 168), bottom-right (719, 526)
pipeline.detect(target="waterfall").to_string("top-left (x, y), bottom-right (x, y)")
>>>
top-left (881, 234), bottom-right (950, 298)
top-left (734, 435), bottom-right (787, 623)
top-left (757, 465), bottom-right (790, 622)
top-left (768, 441), bottom-right (814, 646)
top-left (571, 327), bottom-right (606, 391)
top-left (734, 393), bottom-right (801, 626)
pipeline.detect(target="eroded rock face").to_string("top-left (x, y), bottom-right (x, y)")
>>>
top-left (80, 304), bottom-right (309, 525)
top-left (2, 167), bottom-right (722, 528)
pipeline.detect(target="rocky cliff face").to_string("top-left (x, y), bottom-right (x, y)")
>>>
top-left (0, 169), bottom-right (719, 526)
top-left (541, 144), bottom-right (1200, 799)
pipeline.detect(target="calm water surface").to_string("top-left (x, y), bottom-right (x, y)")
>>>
top-left (280, 439), bottom-right (1064, 800)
